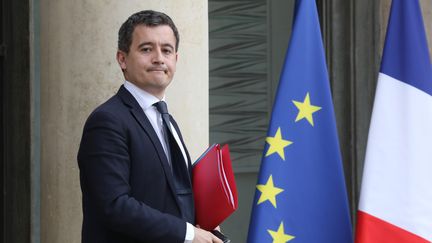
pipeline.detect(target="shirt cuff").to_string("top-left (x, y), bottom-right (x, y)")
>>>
top-left (184, 222), bottom-right (195, 243)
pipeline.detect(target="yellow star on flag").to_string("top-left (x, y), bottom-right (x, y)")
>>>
top-left (292, 92), bottom-right (322, 126)
top-left (256, 175), bottom-right (284, 208)
top-left (265, 127), bottom-right (293, 160)
top-left (268, 222), bottom-right (295, 243)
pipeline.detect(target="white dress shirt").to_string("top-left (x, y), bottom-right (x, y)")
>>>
top-left (124, 81), bottom-right (194, 242)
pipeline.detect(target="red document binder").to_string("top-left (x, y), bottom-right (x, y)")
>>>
top-left (192, 144), bottom-right (238, 231)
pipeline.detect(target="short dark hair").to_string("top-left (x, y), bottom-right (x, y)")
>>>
top-left (118, 10), bottom-right (179, 53)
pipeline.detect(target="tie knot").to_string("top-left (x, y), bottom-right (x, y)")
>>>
top-left (154, 101), bottom-right (169, 114)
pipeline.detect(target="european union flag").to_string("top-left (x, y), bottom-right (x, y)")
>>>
top-left (247, 0), bottom-right (353, 242)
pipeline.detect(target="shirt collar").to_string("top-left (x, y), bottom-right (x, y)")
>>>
top-left (123, 80), bottom-right (166, 111)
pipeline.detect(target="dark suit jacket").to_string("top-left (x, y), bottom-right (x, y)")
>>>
top-left (78, 86), bottom-right (194, 243)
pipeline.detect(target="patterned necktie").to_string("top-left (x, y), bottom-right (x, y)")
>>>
top-left (153, 101), bottom-right (195, 223)
top-left (153, 101), bottom-right (172, 163)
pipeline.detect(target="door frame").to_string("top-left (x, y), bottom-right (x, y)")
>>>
top-left (1, 0), bottom-right (32, 242)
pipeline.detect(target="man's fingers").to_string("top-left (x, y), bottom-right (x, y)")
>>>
top-left (212, 234), bottom-right (223, 243)
top-left (193, 227), bottom-right (223, 243)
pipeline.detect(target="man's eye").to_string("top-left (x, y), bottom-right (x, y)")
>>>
top-left (141, 48), bottom-right (151, 52)
top-left (163, 49), bottom-right (172, 54)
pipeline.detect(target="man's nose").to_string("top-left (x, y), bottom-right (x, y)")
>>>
top-left (152, 49), bottom-right (164, 64)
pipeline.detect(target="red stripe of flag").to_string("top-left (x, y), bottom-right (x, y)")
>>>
top-left (355, 211), bottom-right (429, 243)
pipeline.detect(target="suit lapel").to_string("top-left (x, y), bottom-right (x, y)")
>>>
top-left (170, 116), bottom-right (193, 176)
top-left (116, 86), bottom-right (181, 205)
top-left (168, 116), bottom-right (195, 223)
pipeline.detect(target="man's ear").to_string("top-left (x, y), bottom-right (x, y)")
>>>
top-left (116, 50), bottom-right (127, 70)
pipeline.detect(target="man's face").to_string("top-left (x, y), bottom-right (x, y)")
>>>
top-left (117, 25), bottom-right (178, 99)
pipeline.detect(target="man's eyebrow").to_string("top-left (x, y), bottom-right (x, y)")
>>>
top-left (161, 43), bottom-right (175, 50)
top-left (137, 42), bottom-right (153, 49)
top-left (136, 42), bottom-right (174, 50)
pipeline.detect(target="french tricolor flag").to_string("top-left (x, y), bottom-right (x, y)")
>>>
top-left (355, 0), bottom-right (432, 242)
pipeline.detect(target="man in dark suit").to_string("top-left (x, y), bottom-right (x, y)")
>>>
top-left (77, 10), bottom-right (222, 243)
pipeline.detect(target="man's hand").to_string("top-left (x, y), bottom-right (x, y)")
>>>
top-left (193, 227), bottom-right (223, 243)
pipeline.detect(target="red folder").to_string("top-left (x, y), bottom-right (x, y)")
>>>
top-left (192, 144), bottom-right (238, 231)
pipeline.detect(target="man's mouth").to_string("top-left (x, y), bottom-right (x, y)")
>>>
top-left (148, 67), bottom-right (167, 74)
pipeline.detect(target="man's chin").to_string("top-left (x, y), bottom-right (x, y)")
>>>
top-left (152, 79), bottom-right (172, 90)
top-left (149, 74), bottom-right (171, 83)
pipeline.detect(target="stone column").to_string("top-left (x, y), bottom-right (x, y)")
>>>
top-left (39, 1), bottom-right (208, 242)
top-left (421, 0), bottom-right (432, 56)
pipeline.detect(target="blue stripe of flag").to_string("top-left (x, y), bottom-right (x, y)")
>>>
top-left (380, 0), bottom-right (432, 95)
